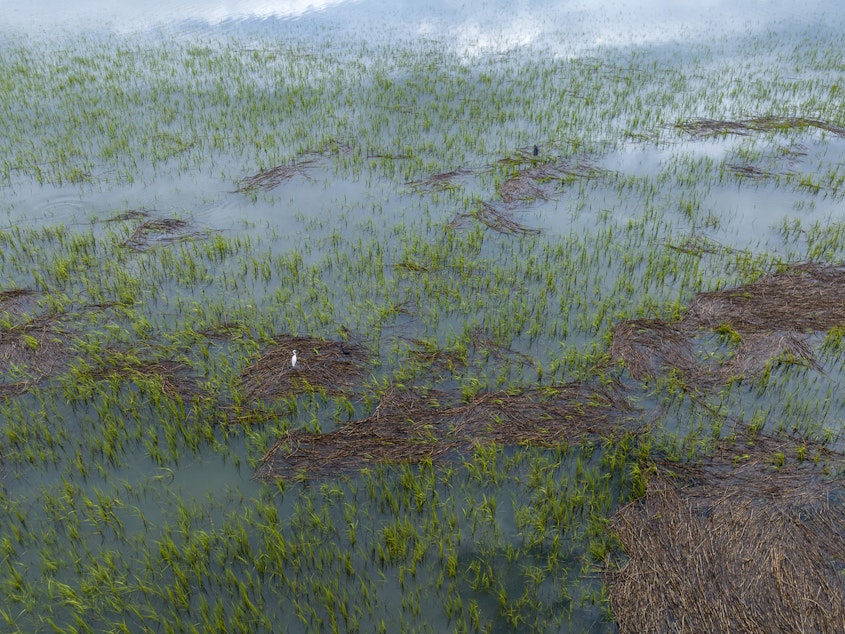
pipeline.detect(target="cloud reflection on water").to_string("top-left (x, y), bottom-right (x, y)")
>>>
top-left (4, 0), bottom-right (841, 48)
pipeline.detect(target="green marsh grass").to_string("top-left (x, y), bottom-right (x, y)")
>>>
top-left (1, 15), bottom-right (845, 633)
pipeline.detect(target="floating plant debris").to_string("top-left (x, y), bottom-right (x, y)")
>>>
top-left (677, 116), bottom-right (845, 138)
top-left (726, 163), bottom-right (778, 179)
top-left (611, 263), bottom-right (842, 387)
top-left (406, 168), bottom-right (472, 193)
top-left (609, 431), bottom-right (845, 633)
top-left (449, 201), bottom-right (541, 235)
top-left (79, 349), bottom-right (201, 401)
top-left (0, 288), bottom-right (37, 318)
top-left (234, 160), bottom-right (315, 193)
top-left (610, 319), bottom-right (701, 383)
top-left (239, 335), bottom-right (369, 401)
top-left (497, 157), bottom-right (602, 206)
top-left (122, 216), bottom-right (206, 251)
top-left (684, 263), bottom-right (845, 332)
top-left (258, 382), bottom-right (632, 479)
top-left (0, 313), bottom-right (67, 393)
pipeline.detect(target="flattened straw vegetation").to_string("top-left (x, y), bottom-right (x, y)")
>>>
top-left (0, 313), bottom-right (67, 392)
top-left (106, 208), bottom-right (150, 223)
top-left (609, 432), bottom-right (845, 633)
top-left (318, 136), bottom-right (354, 155)
top-left (239, 335), bottom-right (368, 401)
top-left (258, 387), bottom-right (456, 479)
top-left (497, 157), bottom-right (602, 206)
top-left (406, 168), bottom-right (471, 193)
top-left (684, 262), bottom-right (845, 332)
top-left (198, 320), bottom-right (249, 341)
top-left (498, 173), bottom-right (548, 205)
top-left (450, 383), bottom-right (633, 447)
top-left (665, 234), bottom-right (742, 257)
top-left (234, 159), bottom-right (315, 193)
top-left (0, 288), bottom-right (37, 317)
top-left (122, 216), bottom-right (206, 251)
top-left (258, 383), bottom-right (633, 479)
top-left (469, 326), bottom-right (533, 365)
top-left (611, 263), bottom-right (843, 387)
top-left (726, 163), bottom-right (778, 180)
top-left (676, 115), bottom-right (845, 138)
top-left (83, 351), bottom-right (201, 401)
top-left (450, 202), bottom-right (541, 235)
top-left (610, 319), bottom-right (699, 382)
top-left (718, 330), bottom-right (821, 378)
top-left (403, 337), bottom-right (466, 372)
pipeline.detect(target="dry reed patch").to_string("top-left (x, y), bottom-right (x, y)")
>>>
top-left (666, 234), bottom-right (743, 258)
top-left (239, 335), bottom-right (368, 401)
top-left (498, 173), bottom-right (548, 205)
top-left (234, 160), bottom-right (315, 193)
top-left (397, 329), bottom-right (530, 378)
top-left (676, 116), bottom-right (845, 139)
top-left (609, 434), bottom-right (845, 634)
top-left (107, 208), bottom-right (150, 223)
top-left (257, 383), bottom-right (633, 479)
top-left (404, 337), bottom-right (466, 373)
top-left (450, 384), bottom-right (633, 447)
top-left (319, 137), bottom-right (354, 156)
top-left (198, 321), bottom-right (249, 341)
top-left (610, 321), bottom-right (819, 386)
top-left (0, 314), bottom-right (67, 395)
top-left (257, 387), bottom-right (456, 479)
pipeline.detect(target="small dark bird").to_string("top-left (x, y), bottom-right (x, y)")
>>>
top-left (533, 145), bottom-right (539, 156)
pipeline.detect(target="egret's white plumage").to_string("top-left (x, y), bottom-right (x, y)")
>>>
top-left (291, 350), bottom-right (298, 369)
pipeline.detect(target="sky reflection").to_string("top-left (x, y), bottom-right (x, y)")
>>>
top-left (4, 0), bottom-right (842, 46)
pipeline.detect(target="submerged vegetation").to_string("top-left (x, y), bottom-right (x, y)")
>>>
top-left (1, 10), bottom-right (845, 632)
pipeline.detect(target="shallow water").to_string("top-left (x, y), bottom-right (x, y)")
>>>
top-left (2, 2), bottom-right (845, 632)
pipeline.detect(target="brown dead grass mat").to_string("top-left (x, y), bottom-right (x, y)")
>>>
top-left (234, 160), bottom-right (315, 193)
top-left (684, 262), bottom-right (845, 332)
top-left (448, 202), bottom-right (541, 236)
top-left (406, 168), bottom-right (472, 194)
top-left (0, 288), bottom-right (37, 317)
top-left (609, 433), bottom-right (845, 633)
top-left (611, 263), bottom-right (839, 387)
top-left (122, 216), bottom-right (206, 251)
top-left (257, 383), bottom-right (633, 479)
top-left (443, 154), bottom-right (602, 236)
top-left (86, 354), bottom-right (200, 401)
top-left (239, 335), bottom-right (368, 401)
top-left (677, 116), bottom-right (845, 139)
top-left (0, 313), bottom-right (67, 395)
top-left (497, 157), bottom-right (601, 206)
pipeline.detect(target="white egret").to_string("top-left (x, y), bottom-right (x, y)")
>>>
top-left (291, 350), bottom-right (298, 369)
